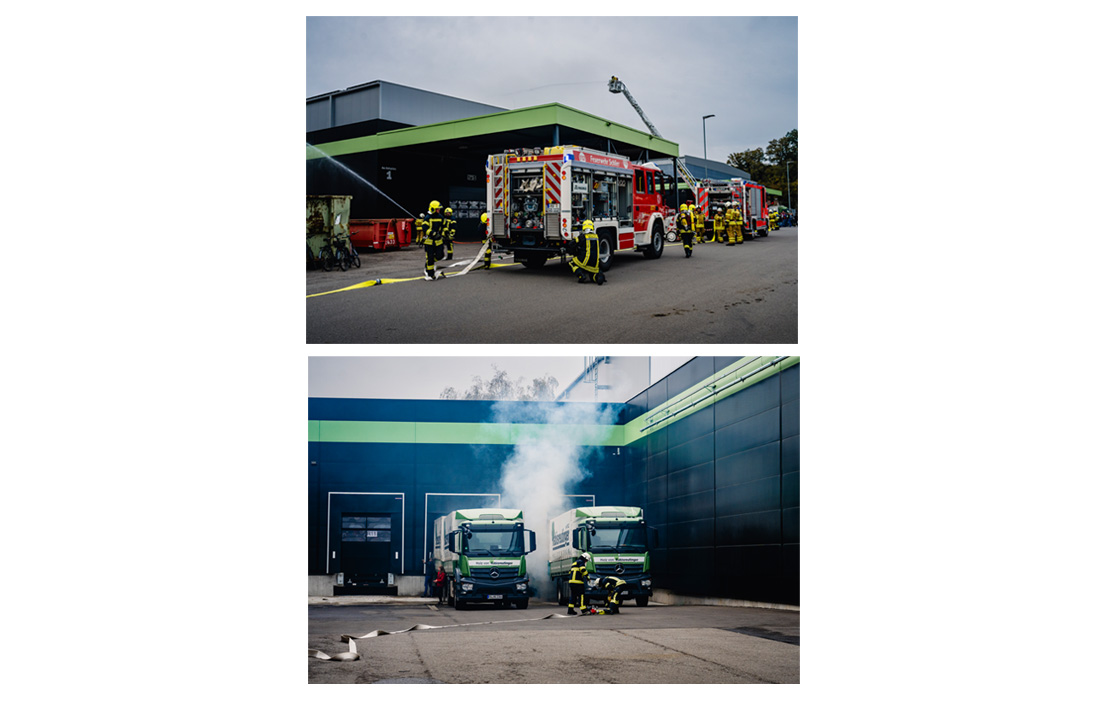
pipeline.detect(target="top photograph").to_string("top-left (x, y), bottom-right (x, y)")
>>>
top-left (306, 16), bottom-right (797, 344)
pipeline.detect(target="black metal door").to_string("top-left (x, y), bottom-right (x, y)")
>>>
top-left (340, 514), bottom-right (392, 585)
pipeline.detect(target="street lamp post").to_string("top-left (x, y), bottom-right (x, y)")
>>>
top-left (786, 160), bottom-right (795, 210)
top-left (702, 114), bottom-right (715, 164)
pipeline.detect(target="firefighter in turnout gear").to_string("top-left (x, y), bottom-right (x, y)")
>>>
top-left (443, 207), bottom-right (456, 260)
top-left (677, 204), bottom-right (694, 257)
top-left (712, 207), bottom-right (726, 243)
top-left (569, 220), bottom-right (605, 285)
top-left (769, 205), bottom-right (779, 231)
top-left (726, 202), bottom-right (743, 246)
top-left (597, 575), bottom-right (627, 614)
top-left (480, 212), bottom-right (493, 269)
top-left (415, 212), bottom-right (428, 245)
top-left (693, 204), bottom-right (706, 243)
top-left (424, 200), bottom-right (446, 280)
top-left (567, 555), bottom-right (590, 615)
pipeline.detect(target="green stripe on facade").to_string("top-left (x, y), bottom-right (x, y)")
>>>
top-left (306, 103), bottom-right (679, 160)
top-left (310, 358), bottom-right (796, 447)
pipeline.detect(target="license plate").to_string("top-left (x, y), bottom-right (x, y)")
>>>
top-left (487, 594), bottom-right (503, 600)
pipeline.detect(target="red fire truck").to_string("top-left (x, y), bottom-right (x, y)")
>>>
top-left (698, 178), bottom-right (770, 239)
top-left (486, 146), bottom-right (669, 271)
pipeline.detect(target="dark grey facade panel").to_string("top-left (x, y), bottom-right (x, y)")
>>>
top-left (716, 510), bottom-right (781, 546)
top-left (782, 470), bottom-right (799, 510)
top-left (715, 474), bottom-right (780, 517)
top-left (667, 433), bottom-right (714, 473)
top-left (667, 517), bottom-right (714, 548)
top-left (333, 85), bottom-right (381, 127)
top-left (714, 376), bottom-right (779, 430)
top-left (714, 408), bottom-right (780, 459)
top-left (380, 82), bottom-right (504, 127)
top-left (782, 398), bottom-right (799, 439)
top-left (667, 461), bottom-right (715, 498)
top-left (715, 441), bottom-right (780, 489)
top-left (307, 99), bottom-right (331, 132)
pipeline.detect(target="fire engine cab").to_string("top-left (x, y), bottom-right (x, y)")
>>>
top-left (486, 146), bottom-right (668, 271)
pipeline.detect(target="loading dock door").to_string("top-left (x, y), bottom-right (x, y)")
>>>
top-left (340, 514), bottom-right (392, 585)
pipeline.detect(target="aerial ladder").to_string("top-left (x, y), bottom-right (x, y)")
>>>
top-left (607, 76), bottom-right (701, 197)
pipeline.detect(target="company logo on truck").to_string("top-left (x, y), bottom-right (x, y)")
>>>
top-left (552, 526), bottom-right (571, 551)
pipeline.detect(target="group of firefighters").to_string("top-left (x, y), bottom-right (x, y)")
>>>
top-left (567, 553), bottom-right (626, 615)
top-left (415, 199), bottom-right (782, 283)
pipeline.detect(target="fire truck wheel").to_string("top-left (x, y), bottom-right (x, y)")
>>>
top-left (665, 230), bottom-right (677, 243)
top-left (643, 222), bottom-right (664, 260)
top-left (520, 254), bottom-right (547, 269)
top-left (598, 233), bottom-right (614, 272)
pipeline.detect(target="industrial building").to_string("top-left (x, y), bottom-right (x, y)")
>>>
top-left (306, 80), bottom-right (749, 240)
top-left (309, 356), bottom-right (799, 606)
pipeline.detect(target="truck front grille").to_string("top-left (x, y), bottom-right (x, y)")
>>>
top-left (594, 563), bottom-right (645, 576)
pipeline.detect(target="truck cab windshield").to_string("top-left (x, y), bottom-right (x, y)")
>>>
top-left (589, 525), bottom-right (647, 553)
top-left (463, 526), bottom-right (525, 556)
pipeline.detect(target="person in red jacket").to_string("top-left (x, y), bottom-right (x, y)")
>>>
top-left (433, 564), bottom-right (447, 605)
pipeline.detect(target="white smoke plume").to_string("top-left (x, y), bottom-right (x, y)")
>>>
top-left (489, 400), bottom-right (619, 601)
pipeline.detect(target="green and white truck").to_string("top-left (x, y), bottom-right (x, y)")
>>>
top-left (434, 508), bottom-right (537, 610)
top-left (549, 506), bottom-right (658, 607)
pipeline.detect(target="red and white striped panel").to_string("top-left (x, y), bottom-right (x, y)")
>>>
top-left (544, 163), bottom-right (561, 209)
top-left (697, 187), bottom-right (708, 214)
top-left (492, 159), bottom-right (505, 212)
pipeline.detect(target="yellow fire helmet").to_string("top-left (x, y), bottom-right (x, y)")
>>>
top-left (429, 200), bottom-right (441, 210)
top-left (480, 213), bottom-right (489, 224)
top-left (445, 207), bottom-right (453, 215)
top-left (582, 220), bottom-right (595, 231)
top-left (680, 204), bottom-right (688, 211)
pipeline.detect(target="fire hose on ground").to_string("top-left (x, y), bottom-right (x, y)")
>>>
top-left (309, 611), bottom-right (576, 661)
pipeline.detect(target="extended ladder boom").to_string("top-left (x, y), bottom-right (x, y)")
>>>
top-left (607, 76), bottom-right (700, 197)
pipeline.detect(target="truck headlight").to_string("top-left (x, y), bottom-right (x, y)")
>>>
top-left (516, 583), bottom-right (528, 591)
top-left (462, 583), bottom-right (474, 592)
top-left (642, 579), bottom-right (652, 587)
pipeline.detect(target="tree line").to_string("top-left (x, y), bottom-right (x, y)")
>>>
top-left (726, 129), bottom-right (798, 210)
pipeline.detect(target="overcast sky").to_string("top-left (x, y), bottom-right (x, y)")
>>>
top-left (309, 356), bottom-right (693, 401)
top-left (306, 16), bottom-right (797, 163)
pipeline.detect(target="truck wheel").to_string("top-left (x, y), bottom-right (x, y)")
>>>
top-left (455, 600), bottom-right (467, 610)
top-left (665, 230), bottom-right (677, 243)
top-left (598, 233), bottom-right (614, 272)
top-left (447, 581), bottom-right (455, 607)
top-left (516, 599), bottom-right (529, 610)
top-left (643, 221), bottom-right (664, 259)
top-left (635, 596), bottom-right (649, 607)
top-left (520, 253), bottom-right (546, 269)
top-left (557, 580), bottom-right (568, 606)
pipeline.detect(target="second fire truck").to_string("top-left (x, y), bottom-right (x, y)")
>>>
top-left (486, 146), bottom-right (669, 271)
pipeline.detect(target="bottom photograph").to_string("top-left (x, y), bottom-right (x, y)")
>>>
top-left (307, 355), bottom-right (800, 684)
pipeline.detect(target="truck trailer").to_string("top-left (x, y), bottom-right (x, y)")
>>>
top-left (433, 508), bottom-right (537, 610)
top-left (548, 506), bottom-right (657, 607)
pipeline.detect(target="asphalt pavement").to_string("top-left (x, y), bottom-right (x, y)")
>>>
top-left (306, 227), bottom-right (798, 344)
top-left (308, 599), bottom-right (799, 684)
